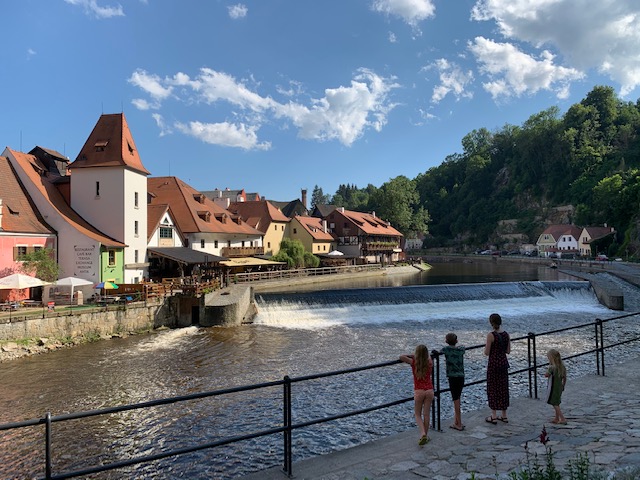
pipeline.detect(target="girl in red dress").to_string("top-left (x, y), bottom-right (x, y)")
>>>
top-left (400, 344), bottom-right (434, 445)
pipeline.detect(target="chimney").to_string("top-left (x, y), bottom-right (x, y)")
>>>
top-left (372, 211), bottom-right (376, 217)
top-left (301, 189), bottom-right (307, 209)
top-left (323, 219), bottom-right (327, 233)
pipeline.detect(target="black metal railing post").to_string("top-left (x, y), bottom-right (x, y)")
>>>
top-left (595, 318), bottom-right (601, 375)
top-left (282, 375), bottom-right (293, 477)
top-left (527, 332), bottom-right (538, 399)
top-left (431, 350), bottom-right (441, 432)
top-left (45, 412), bottom-right (52, 479)
top-left (598, 318), bottom-right (605, 376)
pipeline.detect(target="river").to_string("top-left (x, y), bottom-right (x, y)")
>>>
top-left (1, 262), bottom-right (639, 479)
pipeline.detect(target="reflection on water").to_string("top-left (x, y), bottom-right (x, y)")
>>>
top-left (0, 263), bottom-right (638, 479)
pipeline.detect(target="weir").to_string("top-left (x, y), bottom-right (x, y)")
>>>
top-left (256, 280), bottom-right (592, 306)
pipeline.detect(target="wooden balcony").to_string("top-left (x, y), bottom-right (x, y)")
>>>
top-left (221, 246), bottom-right (265, 258)
top-left (362, 241), bottom-right (400, 252)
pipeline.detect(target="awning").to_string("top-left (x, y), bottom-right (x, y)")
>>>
top-left (220, 257), bottom-right (287, 267)
top-left (147, 247), bottom-right (227, 265)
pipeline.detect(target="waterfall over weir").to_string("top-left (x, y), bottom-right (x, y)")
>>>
top-left (254, 281), bottom-right (602, 330)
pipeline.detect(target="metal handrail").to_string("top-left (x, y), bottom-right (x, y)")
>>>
top-left (1, 311), bottom-right (639, 479)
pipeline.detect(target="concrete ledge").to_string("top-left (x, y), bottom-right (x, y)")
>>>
top-left (201, 285), bottom-right (255, 326)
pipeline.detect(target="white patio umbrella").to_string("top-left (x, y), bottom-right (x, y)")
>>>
top-left (327, 250), bottom-right (345, 256)
top-left (54, 277), bottom-right (93, 303)
top-left (0, 273), bottom-right (48, 290)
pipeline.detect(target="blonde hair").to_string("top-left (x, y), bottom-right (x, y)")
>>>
top-left (414, 344), bottom-right (430, 380)
top-left (547, 349), bottom-right (566, 379)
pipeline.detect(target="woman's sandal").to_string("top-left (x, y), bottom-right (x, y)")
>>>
top-left (498, 417), bottom-right (509, 423)
top-left (418, 435), bottom-right (429, 445)
top-left (485, 416), bottom-right (497, 424)
top-left (449, 424), bottom-right (465, 431)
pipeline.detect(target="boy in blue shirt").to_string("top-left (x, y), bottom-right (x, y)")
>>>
top-left (441, 332), bottom-right (466, 431)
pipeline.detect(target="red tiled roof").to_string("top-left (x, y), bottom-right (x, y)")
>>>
top-left (583, 226), bottom-right (615, 242)
top-left (541, 224), bottom-right (582, 240)
top-left (147, 177), bottom-right (263, 236)
top-left (335, 209), bottom-right (403, 237)
top-left (293, 215), bottom-right (335, 241)
top-left (0, 156), bottom-right (55, 235)
top-left (6, 148), bottom-right (125, 247)
top-left (227, 200), bottom-right (290, 233)
top-left (70, 113), bottom-right (150, 175)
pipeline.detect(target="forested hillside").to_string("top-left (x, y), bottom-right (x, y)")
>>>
top-left (312, 85), bottom-right (640, 259)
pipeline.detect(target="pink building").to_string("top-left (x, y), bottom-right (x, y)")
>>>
top-left (0, 156), bottom-right (57, 301)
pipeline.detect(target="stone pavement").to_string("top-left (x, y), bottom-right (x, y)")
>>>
top-left (241, 356), bottom-right (640, 479)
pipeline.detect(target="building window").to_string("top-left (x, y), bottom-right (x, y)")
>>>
top-left (15, 246), bottom-right (27, 260)
top-left (214, 240), bottom-right (218, 248)
top-left (108, 250), bottom-right (116, 266)
top-left (134, 192), bottom-right (139, 208)
top-left (201, 239), bottom-right (205, 248)
top-left (96, 181), bottom-right (100, 197)
top-left (242, 241), bottom-right (245, 247)
top-left (268, 242), bottom-right (271, 248)
top-left (134, 221), bottom-right (139, 237)
top-left (293, 228), bottom-right (297, 234)
top-left (33, 245), bottom-right (43, 252)
top-left (134, 250), bottom-right (139, 263)
top-left (274, 225), bottom-right (277, 231)
top-left (227, 241), bottom-right (231, 248)
top-left (282, 225), bottom-right (284, 231)
top-left (159, 227), bottom-right (172, 239)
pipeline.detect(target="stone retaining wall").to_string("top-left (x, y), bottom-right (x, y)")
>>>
top-left (0, 298), bottom-right (180, 342)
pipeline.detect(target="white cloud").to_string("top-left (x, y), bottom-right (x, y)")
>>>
top-left (371, 0), bottom-right (435, 33)
top-left (64, 0), bottom-right (124, 19)
top-left (27, 48), bottom-right (36, 56)
top-left (128, 69), bottom-right (173, 101)
top-left (228, 4), bottom-right (248, 19)
top-left (175, 121), bottom-right (270, 150)
top-left (152, 114), bottom-right (172, 136)
top-left (274, 69), bottom-right (399, 145)
top-left (388, 31), bottom-right (397, 43)
top-left (129, 67), bottom-right (399, 149)
top-left (469, 37), bottom-right (584, 100)
top-left (471, 0), bottom-right (640, 96)
top-left (428, 59), bottom-right (474, 103)
top-left (131, 98), bottom-right (154, 110)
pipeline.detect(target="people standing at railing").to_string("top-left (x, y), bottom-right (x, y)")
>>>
top-left (545, 348), bottom-right (568, 425)
top-left (400, 344), bottom-right (434, 446)
top-left (484, 313), bottom-right (511, 424)
top-left (440, 332), bottom-right (466, 431)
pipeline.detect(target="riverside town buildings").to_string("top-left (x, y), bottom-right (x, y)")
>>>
top-left (0, 113), bottom-right (404, 294)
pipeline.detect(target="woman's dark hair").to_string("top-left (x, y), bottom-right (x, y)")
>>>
top-left (489, 313), bottom-right (502, 328)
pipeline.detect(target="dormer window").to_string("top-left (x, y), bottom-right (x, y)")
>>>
top-left (94, 140), bottom-right (108, 152)
top-left (127, 141), bottom-right (134, 155)
top-left (193, 193), bottom-right (206, 204)
top-left (197, 211), bottom-right (211, 222)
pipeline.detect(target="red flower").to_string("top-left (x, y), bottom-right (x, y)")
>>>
top-left (539, 426), bottom-right (549, 445)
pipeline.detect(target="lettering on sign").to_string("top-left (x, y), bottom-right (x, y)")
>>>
top-left (74, 245), bottom-right (97, 276)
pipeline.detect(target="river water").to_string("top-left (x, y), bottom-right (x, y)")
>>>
top-left (1, 262), bottom-right (639, 479)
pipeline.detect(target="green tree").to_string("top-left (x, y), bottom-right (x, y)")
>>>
top-left (271, 239), bottom-right (319, 268)
top-left (19, 248), bottom-right (59, 282)
top-left (311, 185), bottom-right (331, 209)
top-left (370, 176), bottom-right (429, 236)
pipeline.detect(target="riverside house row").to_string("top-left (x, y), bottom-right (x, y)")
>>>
top-left (536, 224), bottom-right (616, 258)
top-left (0, 113), bottom-right (403, 300)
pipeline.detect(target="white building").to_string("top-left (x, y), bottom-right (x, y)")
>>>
top-left (69, 114), bottom-right (150, 283)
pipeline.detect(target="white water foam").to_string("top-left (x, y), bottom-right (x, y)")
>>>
top-left (254, 287), bottom-right (609, 330)
top-left (132, 326), bottom-right (201, 352)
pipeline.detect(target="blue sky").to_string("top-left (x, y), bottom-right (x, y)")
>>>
top-left (3, 1), bottom-right (640, 203)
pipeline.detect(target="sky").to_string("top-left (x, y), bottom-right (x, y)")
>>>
top-left (2, 1), bottom-right (640, 203)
